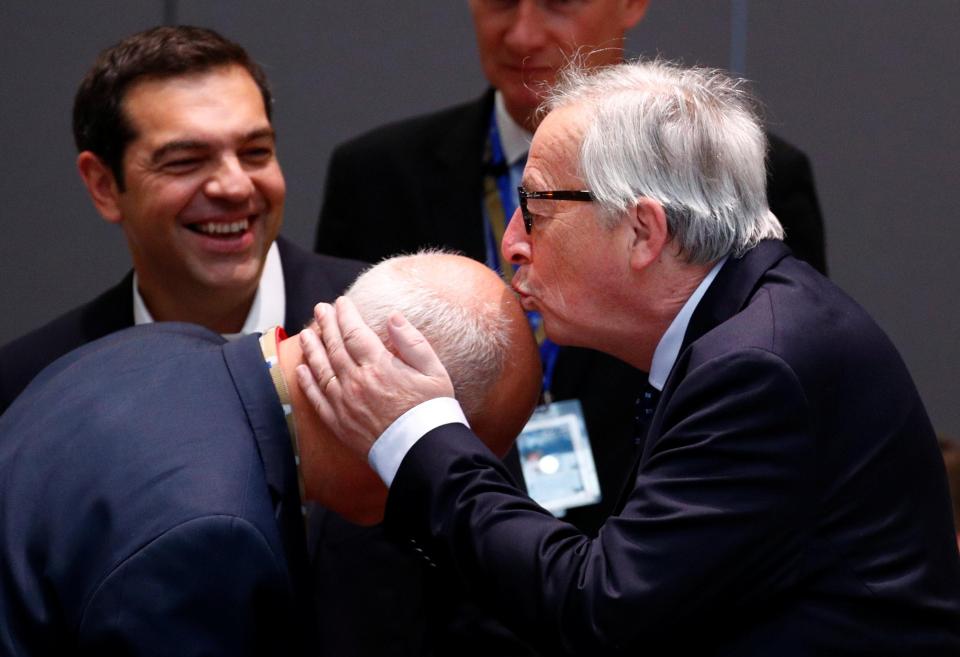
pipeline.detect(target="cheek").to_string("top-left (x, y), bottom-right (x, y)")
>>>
top-left (257, 168), bottom-right (286, 207)
top-left (146, 178), bottom-right (204, 219)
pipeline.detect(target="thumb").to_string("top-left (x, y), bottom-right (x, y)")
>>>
top-left (386, 312), bottom-right (450, 382)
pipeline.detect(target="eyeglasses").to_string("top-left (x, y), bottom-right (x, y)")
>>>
top-left (517, 186), bottom-right (594, 234)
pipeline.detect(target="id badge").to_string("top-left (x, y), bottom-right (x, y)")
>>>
top-left (516, 399), bottom-right (601, 517)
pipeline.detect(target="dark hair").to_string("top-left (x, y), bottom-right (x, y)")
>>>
top-left (72, 25), bottom-right (273, 190)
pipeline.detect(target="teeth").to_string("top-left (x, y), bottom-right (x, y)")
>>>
top-left (194, 218), bottom-right (250, 235)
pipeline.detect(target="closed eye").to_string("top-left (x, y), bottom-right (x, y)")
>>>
top-left (161, 156), bottom-right (205, 172)
top-left (241, 146), bottom-right (274, 163)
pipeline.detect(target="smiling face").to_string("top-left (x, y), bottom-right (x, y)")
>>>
top-left (468, 0), bottom-right (647, 130)
top-left (89, 64), bottom-right (285, 318)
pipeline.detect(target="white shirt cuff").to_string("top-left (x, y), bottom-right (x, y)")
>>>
top-left (368, 397), bottom-right (469, 487)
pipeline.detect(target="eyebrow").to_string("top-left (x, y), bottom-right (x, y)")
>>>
top-left (151, 128), bottom-right (277, 164)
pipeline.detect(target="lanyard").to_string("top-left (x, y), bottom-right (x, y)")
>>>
top-left (482, 114), bottom-right (520, 283)
top-left (482, 112), bottom-right (560, 401)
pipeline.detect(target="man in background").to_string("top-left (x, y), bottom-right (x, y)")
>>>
top-left (0, 25), bottom-right (364, 414)
top-left (0, 251), bottom-right (541, 655)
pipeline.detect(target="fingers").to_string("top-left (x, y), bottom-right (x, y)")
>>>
top-left (385, 312), bottom-right (449, 379)
top-left (297, 328), bottom-right (338, 426)
top-left (300, 320), bottom-right (337, 388)
top-left (316, 298), bottom-right (388, 372)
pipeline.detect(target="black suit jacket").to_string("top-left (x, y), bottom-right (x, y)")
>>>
top-left (0, 236), bottom-right (365, 414)
top-left (386, 241), bottom-right (960, 656)
top-left (0, 325), bottom-right (315, 655)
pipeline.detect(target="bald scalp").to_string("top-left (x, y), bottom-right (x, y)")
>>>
top-left (345, 251), bottom-right (541, 456)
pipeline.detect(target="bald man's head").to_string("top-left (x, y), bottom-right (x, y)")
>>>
top-left (290, 252), bottom-right (541, 524)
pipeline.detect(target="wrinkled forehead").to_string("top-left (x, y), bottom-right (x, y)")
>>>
top-left (524, 106), bottom-right (589, 188)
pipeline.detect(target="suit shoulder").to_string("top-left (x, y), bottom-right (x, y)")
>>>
top-left (691, 257), bottom-right (896, 393)
top-left (330, 94), bottom-right (490, 161)
top-left (766, 131), bottom-right (813, 172)
top-left (276, 237), bottom-right (367, 328)
top-left (0, 279), bottom-right (132, 412)
top-left (277, 236), bottom-right (367, 281)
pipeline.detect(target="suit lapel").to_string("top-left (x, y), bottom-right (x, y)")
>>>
top-left (222, 336), bottom-right (314, 615)
top-left (680, 240), bottom-right (791, 354)
top-left (424, 90), bottom-right (494, 261)
top-left (614, 241), bottom-right (793, 514)
top-left (277, 236), bottom-right (313, 331)
top-left (81, 272), bottom-right (136, 340)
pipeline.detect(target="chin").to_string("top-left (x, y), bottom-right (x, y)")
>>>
top-left (196, 261), bottom-right (263, 292)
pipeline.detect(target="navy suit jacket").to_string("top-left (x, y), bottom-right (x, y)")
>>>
top-left (0, 236), bottom-right (365, 415)
top-left (311, 91), bottom-right (828, 655)
top-left (0, 325), bottom-right (314, 655)
top-left (385, 241), bottom-right (960, 656)
top-left (316, 89), bottom-right (827, 536)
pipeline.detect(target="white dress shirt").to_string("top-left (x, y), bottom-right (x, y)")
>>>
top-left (132, 241), bottom-right (286, 339)
top-left (369, 257), bottom-right (729, 487)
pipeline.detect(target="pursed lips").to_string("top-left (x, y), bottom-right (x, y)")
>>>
top-left (511, 278), bottom-right (535, 306)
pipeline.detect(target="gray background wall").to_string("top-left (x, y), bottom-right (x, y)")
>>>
top-left (1, 1), bottom-right (957, 436)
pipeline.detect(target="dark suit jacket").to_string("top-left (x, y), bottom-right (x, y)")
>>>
top-left (385, 241), bottom-right (960, 656)
top-left (312, 92), bottom-right (829, 655)
top-left (0, 325), bottom-right (315, 655)
top-left (316, 89), bottom-right (828, 535)
top-left (0, 236), bottom-right (365, 414)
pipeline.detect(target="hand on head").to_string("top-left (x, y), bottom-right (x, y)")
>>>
top-left (297, 297), bottom-right (455, 459)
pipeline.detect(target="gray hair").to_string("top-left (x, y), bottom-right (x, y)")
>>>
top-left (542, 58), bottom-right (783, 263)
top-left (345, 251), bottom-right (512, 417)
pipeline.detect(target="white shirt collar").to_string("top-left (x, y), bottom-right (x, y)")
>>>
top-left (132, 240), bottom-right (286, 340)
top-left (648, 256), bottom-right (728, 390)
top-left (494, 91), bottom-right (533, 166)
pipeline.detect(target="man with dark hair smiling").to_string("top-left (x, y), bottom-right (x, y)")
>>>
top-left (0, 25), bottom-right (363, 413)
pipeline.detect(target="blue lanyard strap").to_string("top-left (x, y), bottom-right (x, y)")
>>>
top-left (483, 111), bottom-right (559, 400)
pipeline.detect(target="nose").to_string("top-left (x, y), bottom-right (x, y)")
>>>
top-left (503, 0), bottom-right (547, 53)
top-left (204, 155), bottom-right (254, 202)
top-left (501, 207), bottom-right (531, 265)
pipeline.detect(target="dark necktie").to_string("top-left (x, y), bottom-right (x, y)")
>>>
top-left (633, 381), bottom-right (662, 449)
top-left (613, 381), bottom-right (662, 514)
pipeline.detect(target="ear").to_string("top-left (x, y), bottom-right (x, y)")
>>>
top-left (76, 151), bottom-right (123, 224)
top-left (622, 0), bottom-right (650, 30)
top-left (626, 197), bottom-right (669, 272)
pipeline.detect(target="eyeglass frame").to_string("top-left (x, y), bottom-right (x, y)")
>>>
top-left (517, 186), bottom-right (594, 234)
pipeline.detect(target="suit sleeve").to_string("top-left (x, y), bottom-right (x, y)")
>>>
top-left (385, 348), bottom-right (815, 655)
top-left (78, 515), bottom-right (303, 657)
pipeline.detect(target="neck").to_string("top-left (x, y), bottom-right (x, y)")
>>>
top-left (276, 335), bottom-right (320, 501)
top-left (605, 260), bottom-right (714, 372)
top-left (502, 99), bottom-right (539, 134)
top-left (137, 277), bottom-right (257, 334)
